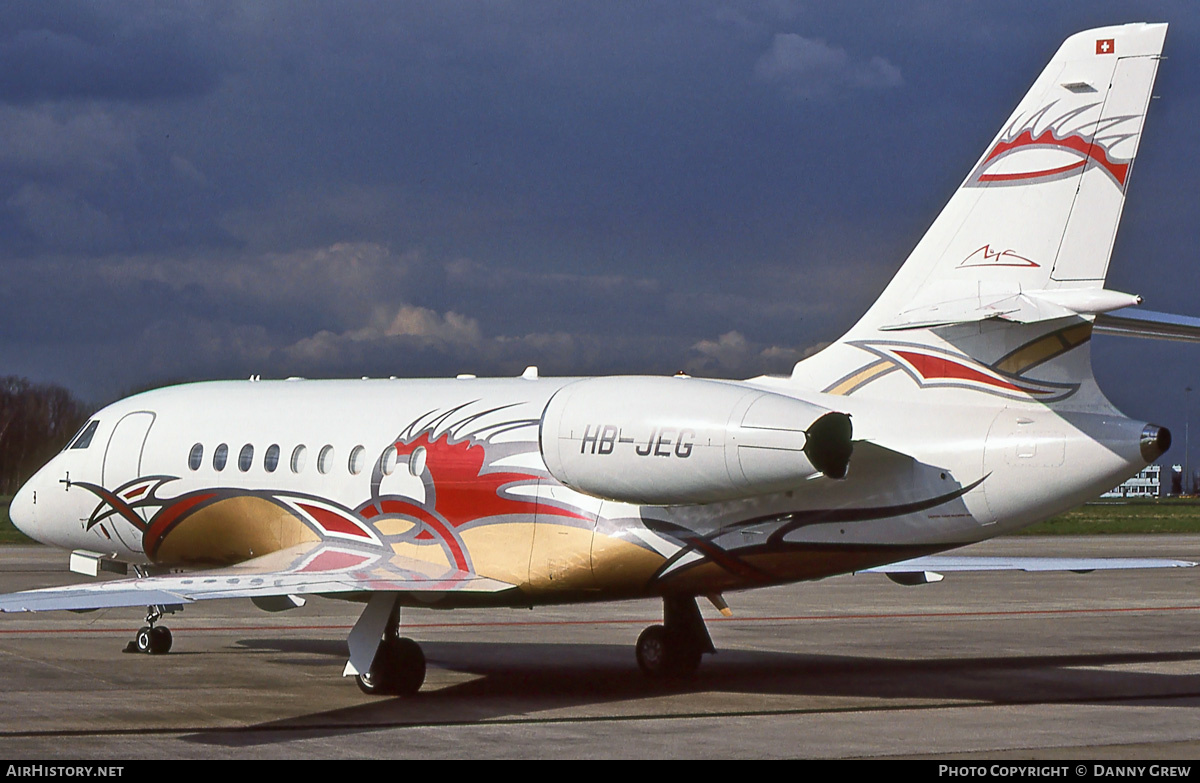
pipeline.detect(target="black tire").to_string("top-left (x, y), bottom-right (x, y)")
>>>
top-left (148, 625), bottom-right (173, 655)
top-left (355, 672), bottom-right (381, 695)
top-left (357, 637), bottom-right (426, 696)
top-left (667, 636), bottom-right (703, 678)
top-left (135, 626), bottom-right (153, 655)
top-left (636, 624), bottom-right (703, 679)
top-left (636, 625), bottom-right (669, 677)
top-left (389, 637), bottom-right (426, 695)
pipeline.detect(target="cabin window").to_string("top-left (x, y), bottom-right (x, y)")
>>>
top-left (290, 445), bottom-right (307, 473)
top-left (213, 443), bottom-right (229, 471)
top-left (238, 444), bottom-right (254, 472)
top-left (188, 443), bottom-right (203, 471)
top-left (318, 445), bottom-right (334, 474)
top-left (409, 446), bottom-right (427, 477)
top-left (69, 420), bottom-right (100, 450)
top-left (348, 445), bottom-right (365, 475)
top-left (381, 444), bottom-right (398, 476)
top-left (264, 444), bottom-right (280, 473)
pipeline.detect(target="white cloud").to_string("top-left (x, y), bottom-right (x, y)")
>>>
top-left (276, 304), bottom-right (631, 380)
top-left (444, 256), bottom-right (659, 295)
top-left (754, 34), bottom-right (901, 99)
top-left (169, 154), bottom-right (208, 187)
top-left (685, 330), bottom-right (809, 378)
top-left (383, 305), bottom-right (482, 345)
top-left (0, 105), bottom-right (139, 176)
top-left (690, 330), bottom-right (753, 369)
top-left (6, 184), bottom-right (125, 250)
top-left (92, 241), bottom-right (416, 331)
top-left (282, 304), bottom-right (495, 366)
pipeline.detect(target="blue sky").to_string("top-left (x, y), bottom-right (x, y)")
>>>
top-left (3, 2), bottom-right (1200, 471)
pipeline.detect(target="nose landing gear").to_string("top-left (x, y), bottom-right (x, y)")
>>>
top-left (124, 605), bottom-right (175, 655)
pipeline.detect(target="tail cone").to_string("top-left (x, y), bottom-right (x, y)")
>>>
top-left (1141, 424), bottom-right (1172, 461)
top-left (805, 412), bottom-right (854, 479)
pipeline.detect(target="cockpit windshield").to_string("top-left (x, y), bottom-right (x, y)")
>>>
top-left (68, 420), bottom-right (100, 450)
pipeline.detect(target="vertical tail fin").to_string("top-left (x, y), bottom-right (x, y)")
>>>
top-left (796, 23), bottom-right (1166, 408)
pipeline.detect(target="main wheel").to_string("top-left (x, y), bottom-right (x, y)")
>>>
top-left (636, 624), bottom-right (703, 679)
top-left (355, 671), bottom-right (382, 695)
top-left (148, 625), bottom-right (173, 655)
top-left (355, 637), bottom-right (426, 696)
top-left (667, 635), bottom-right (703, 678)
top-left (636, 625), bottom-right (668, 677)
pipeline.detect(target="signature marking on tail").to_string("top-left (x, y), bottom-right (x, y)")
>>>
top-left (957, 245), bottom-right (1041, 269)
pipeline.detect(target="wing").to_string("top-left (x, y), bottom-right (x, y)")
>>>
top-left (866, 555), bottom-right (1196, 585)
top-left (0, 541), bottom-right (518, 613)
top-left (1094, 307), bottom-right (1200, 343)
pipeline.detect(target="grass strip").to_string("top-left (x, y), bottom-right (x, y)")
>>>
top-left (0, 495), bottom-right (33, 544)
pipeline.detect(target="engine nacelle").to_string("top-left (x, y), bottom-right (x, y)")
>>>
top-left (538, 376), bottom-right (852, 505)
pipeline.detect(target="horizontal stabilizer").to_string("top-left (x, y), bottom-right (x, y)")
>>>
top-left (881, 287), bottom-right (1142, 331)
top-left (865, 555), bottom-right (1196, 574)
top-left (1094, 308), bottom-right (1200, 343)
top-left (0, 542), bottom-right (518, 614)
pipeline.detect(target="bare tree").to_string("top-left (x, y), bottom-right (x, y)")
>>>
top-left (0, 377), bottom-right (90, 495)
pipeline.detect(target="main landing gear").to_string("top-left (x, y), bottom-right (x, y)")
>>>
top-left (351, 597), bottom-right (426, 697)
top-left (345, 593), bottom-right (714, 694)
top-left (124, 605), bottom-right (174, 655)
top-left (635, 595), bottom-right (715, 679)
top-left (356, 635), bottom-right (426, 696)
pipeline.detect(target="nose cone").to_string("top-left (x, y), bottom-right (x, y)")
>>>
top-left (9, 479), bottom-right (40, 543)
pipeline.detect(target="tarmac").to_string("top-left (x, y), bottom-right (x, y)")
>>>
top-left (2, 536), bottom-right (1200, 759)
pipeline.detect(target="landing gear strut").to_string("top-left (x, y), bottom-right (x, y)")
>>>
top-left (353, 599), bottom-right (426, 696)
top-left (125, 605), bottom-right (174, 655)
top-left (636, 595), bottom-right (714, 679)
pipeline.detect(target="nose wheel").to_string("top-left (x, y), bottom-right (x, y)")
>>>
top-left (124, 605), bottom-right (175, 655)
top-left (134, 625), bottom-right (173, 655)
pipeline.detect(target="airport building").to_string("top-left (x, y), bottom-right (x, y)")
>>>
top-left (1100, 464), bottom-right (1161, 499)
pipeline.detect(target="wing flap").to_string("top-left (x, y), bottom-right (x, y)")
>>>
top-left (2, 587), bottom-right (193, 613)
top-left (0, 542), bottom-right (518, 614)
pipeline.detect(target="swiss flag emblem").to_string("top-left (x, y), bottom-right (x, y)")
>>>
top-left (1096, 39), bottom-right (1115, 55)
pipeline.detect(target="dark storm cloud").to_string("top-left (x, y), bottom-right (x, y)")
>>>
top-left (754, 33), bottom-right (902, 98)
top-left (2, 0), bottom-right (1199, 484)
top-left (0, 3), bottom-right (225, 104)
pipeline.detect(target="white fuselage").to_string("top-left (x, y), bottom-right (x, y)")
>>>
top-left (9, 374), bottom-right (1157, 603)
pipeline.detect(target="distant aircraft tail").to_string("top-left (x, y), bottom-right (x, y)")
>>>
top-left (795, 23), bottom-right (1172, 410)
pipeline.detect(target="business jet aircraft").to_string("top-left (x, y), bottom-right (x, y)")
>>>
top-left (4, 23), bottom-right (1199, 696)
